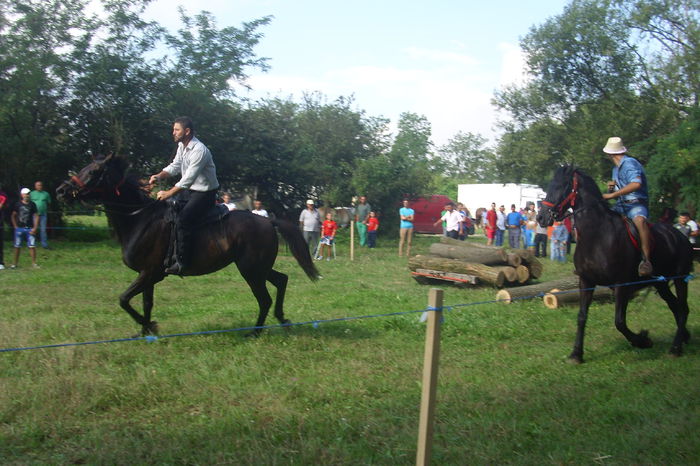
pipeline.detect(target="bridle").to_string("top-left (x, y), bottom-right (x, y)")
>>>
top-left (69, 169), bottom-right (125, 198)
top-left (541, 171), bottom-right (579, 220)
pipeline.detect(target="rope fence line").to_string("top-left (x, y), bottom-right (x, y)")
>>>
top-left (0, 274), bottom-right (693, 354)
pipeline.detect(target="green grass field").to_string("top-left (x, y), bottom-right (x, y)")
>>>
top-left (1, 216), bottom-right (699, 464)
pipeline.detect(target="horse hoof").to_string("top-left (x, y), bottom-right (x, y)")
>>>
top-left (669, 346), bottom-right (683, 357)
top-left (567, 355), bottom-right (583, 365)
top-left (634, 329), bottom-right (653, 349)
top-left (245, 330), bottom-right (262, 338)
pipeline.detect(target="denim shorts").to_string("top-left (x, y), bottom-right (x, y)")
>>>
top-left (614, 202), bottom-right (648, 220)
top-left (14, 227), bottom-right (36, 248)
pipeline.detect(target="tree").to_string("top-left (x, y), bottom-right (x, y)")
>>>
top-left (351, 112), bottom-right (434, 233)
top-left (493, 0), bottom-right (698, 202)
top-left (435, 131), bottom-right (497, 182)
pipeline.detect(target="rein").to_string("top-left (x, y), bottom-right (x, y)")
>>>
top-left (71, 174), bottom-right (126, 197)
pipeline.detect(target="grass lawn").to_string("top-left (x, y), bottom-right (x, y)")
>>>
top-left (1, 216), bottom-right (699, 464)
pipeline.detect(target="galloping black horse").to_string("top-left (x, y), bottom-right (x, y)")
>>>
top-left (56, 153), bottom-right (319, 336)
top-left (537, 166), bottom-right (693, 363)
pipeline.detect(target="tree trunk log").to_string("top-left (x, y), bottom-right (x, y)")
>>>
top-left (491, 266), bottom-right (517, 282)
top-left (514, 265), bottom-right (530, 283)
top-left (429, 243), bottom-right (507, 265)
top-left (511, 248), bottom-right (543, 279)
top-left (439, 236), bottom-right (505, 251)
top-left (409, 255), bottom-right (505, 287)
top-left (543, 286), bottom-right (614, 309)
top-left (505, 253), bottom-right (522, 267)
top-left (495, 276), bottom-right (580, 304)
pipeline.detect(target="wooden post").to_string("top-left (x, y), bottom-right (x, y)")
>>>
top-left (350, 220), bottom-right (355, 261)
top-left (416, 288), bottom-right (443, 466)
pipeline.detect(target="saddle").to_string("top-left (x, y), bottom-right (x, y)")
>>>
top-left (164, 198), bottom-right (231, 268)
top-left (621, 216), bottom-right (654, 252)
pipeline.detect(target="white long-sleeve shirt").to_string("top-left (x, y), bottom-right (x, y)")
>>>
top-left (163, 137), bottom-right (219, 192)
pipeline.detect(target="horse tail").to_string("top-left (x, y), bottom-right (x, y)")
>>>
top-left (271, 218), bottom-right (321, 281)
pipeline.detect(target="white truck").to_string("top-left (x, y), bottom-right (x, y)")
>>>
top-left (457, 183), bottom-right (546, 218)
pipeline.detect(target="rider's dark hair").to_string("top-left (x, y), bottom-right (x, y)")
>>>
top-left (174, 116), bottom-right (195, 135)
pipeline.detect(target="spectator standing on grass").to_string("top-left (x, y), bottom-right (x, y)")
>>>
top-left (550, 221), bottom-right (568, 263)
top-left (398, 199), bottom-right (414, 257)
top-left (434, 203), bottom-right (462, 240)
top-left (318, 212), bottom-right (338, 261)
top-left (299, 199), bottom-right (321, 249)
top-left (495, 205), bottom-right (506, 247)
top-left (534, 209), bottom-right (548, 257)
top-left (355, 195), bottom-right (371, 247)
top-left (457, 203), bottom-right (470, 240)
top-left (485, 202), bottom-right (497, 245)
top-left (30, 181), bottom-right (51, 249)
top-left (0, 184), bottom-right (7, 270)
top-left (365, 211), bottom-right (379, 248)
top-left (251, 199), bottom-right (268, 217)
top-left (506, 204), bottom-right (523, 249)
top-left (11, 188), bottom-right (39, 269)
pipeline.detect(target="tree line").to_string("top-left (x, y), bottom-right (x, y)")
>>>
top-left (1, 0), bottom-right (698, 226)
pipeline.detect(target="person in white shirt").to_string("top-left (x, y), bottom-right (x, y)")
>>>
top-left (251, 199), bottom-right (269, 217)
top-left (433, 203), bottom-right (463, 239)
top-left (680, 212), bottom-right (698, 245)
top-left (149, 117), bottom-right (219, 275)
top-left (221, 193), bottom-right (236, 211)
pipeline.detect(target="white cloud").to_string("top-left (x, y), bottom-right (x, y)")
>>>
top-left (403, 47), bottom-right (479, 66)
top-left (498, 42), bottom-right (529, 87)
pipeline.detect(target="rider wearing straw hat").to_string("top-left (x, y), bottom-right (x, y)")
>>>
top-left (601, 136), bottom-right (653, 276)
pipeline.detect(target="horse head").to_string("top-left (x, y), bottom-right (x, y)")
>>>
top-left (537, 165), bottom-right (578, 227)
top-left (56, 153), bottom-right (129, 203)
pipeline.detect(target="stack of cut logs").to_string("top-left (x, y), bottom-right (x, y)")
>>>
top-left (408, 237), bottom-right (614, 308)
top-left (408, 237), bottom-right (543, 288)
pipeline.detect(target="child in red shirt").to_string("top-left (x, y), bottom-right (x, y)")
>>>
top-left (365, 211), bottom-right (379, 248)
top-left (319, 213), bottom-right (338, 261)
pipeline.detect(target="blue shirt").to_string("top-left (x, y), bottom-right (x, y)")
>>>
top-left (612, 155), bottom-right (648, 205)
top-left (506, 211), bottom-right (522, 227)
top-left (399, 207), bottom-right (414, 229)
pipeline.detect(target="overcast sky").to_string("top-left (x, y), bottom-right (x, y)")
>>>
top-left (142, 0), bottom-right (570, 147)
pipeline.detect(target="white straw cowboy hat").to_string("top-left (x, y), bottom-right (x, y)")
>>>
top-left (603, 137), bottom-right (628, 155)
top-left (306, 199), bottom-right (314, 205)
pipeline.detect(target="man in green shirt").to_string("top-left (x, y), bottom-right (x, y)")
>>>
top-left (30, 181), bottom-right (51, 249)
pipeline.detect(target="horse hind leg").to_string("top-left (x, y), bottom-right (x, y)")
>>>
top-left (656, 279), bottom-right (690, 356)
top-left (239, 271), bottom-right (273, 337)
top-left (267, 269), bottom-right (290, 325)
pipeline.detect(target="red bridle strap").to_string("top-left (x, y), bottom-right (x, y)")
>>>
top-left (544, 173), bottom-right (579, 216)
top-left (71, 174), bottom-right (125, 196)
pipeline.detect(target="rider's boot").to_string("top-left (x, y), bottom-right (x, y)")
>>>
top-left (165, 227), bottom-right (191, 275)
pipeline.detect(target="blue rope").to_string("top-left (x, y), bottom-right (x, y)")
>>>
top-left (0, 274), bottom-right (693, 354)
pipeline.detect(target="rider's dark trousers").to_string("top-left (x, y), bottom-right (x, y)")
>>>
top-left (176, 189), bottom-right (217, 268)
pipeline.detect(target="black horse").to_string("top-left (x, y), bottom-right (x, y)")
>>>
top-left (537, 166), bottom-right (693, 363)
top-left (56, 153), bottom-right (319, 336)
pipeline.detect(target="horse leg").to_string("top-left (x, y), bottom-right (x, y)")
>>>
top-left (655, 279), bottom-right (690, 356)
top-left (141, 282), bottom-right (159, 336)
top-left (569, 280), bottom-right (595, 364)
top-left (614, 287), bottom-right (653, 349)
top-left (239, 270), bottom-right (273, 337)
top-left (119, 272), bottom-right (161, 336)
top-left (267, 269), bottom-right (290, 325)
